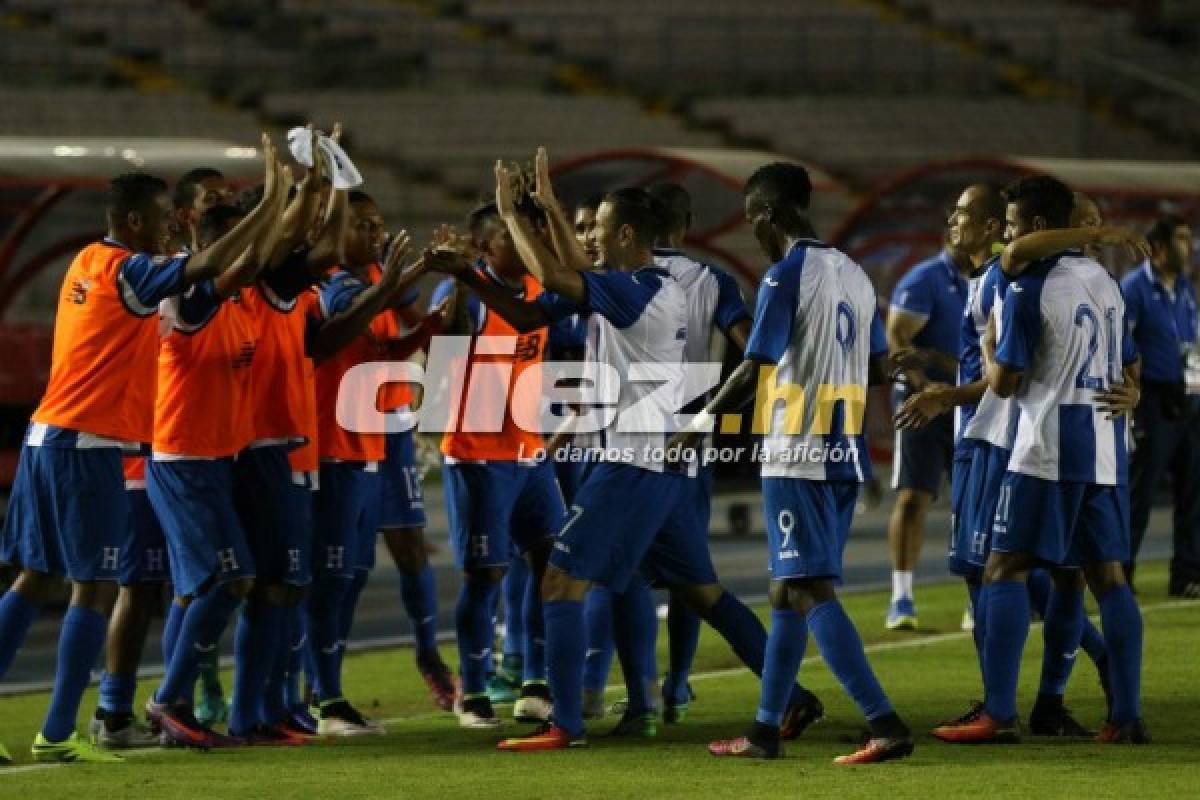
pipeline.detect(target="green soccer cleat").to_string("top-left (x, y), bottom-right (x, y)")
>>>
top-left (608, 710), bottom-right (657, 739)
top-left (485, 673), bottom-right (520, 705)
top-left (0, 741), bottom-right (12, 765)
top-left (32, 732), bottom-right (123, 764)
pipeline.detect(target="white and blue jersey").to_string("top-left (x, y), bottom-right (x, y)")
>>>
top-left (537, 267), bottom-right (688, 474)
top-left (745, 239), bottom-right (887, 483)
top-left (996, 251), bottom-right (1138, 486)
top-left (954, 256), bottom-right (1002, 453)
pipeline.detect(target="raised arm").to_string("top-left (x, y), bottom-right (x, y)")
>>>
top-left (1001, 225), bottom-right (1150, 276)
top-left (496, 161), bottom-right (586, 302)
top-left (530, 146), bottom-right (593, 273)
top-left (424, 245), bottom-right (550, 334)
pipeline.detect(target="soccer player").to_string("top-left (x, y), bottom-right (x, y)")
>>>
top-left (307, 190), bottom-right (442, 735)
top-left (0, 140), bottom-right (281, 764)
top-left (885, 211), bottom-right (974, 629)
top-left (428, 202), bottom-right (564, 728)
top-left (933, 176), bottom-right (1148, 745)
top-left (1123, 215), bottom-right (1200, 597)
top-left (680, 162), bottom-right (913, 765)
top-left (145, 162), bottom-right (294, 747)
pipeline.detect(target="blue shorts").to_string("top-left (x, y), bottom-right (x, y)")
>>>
top-left (313, 461), bottom-right (382, 577)
top-left (891, 387), bottom-right (953, 497)
top-left (120, 489), bottom-right (169, 585)
top-left (146, 458), bottom-right (254, 598)
top-left (1, 444), bottom-right (128, 581)
top-left (379, 431), bottom-right (426, 529)
top-left (549, 462), bottom-right (691, 592)
top-left (234, 445), bottom-right (314, 586)
top-left (444, 459), bottom-right (565, 570)
top-left (641, 465), bottom-right (718, 587)
top-left (948, 442), bottom-right (1010, 578)
top-left (763, 477), bottom-right (860, 580)
top-left (992, 472), bottom-right (1130, 566)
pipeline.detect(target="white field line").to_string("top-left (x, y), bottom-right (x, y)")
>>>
top-left (2, 597), bottom-right (1195, 777)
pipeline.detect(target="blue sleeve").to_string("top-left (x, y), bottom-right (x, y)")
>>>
top-left (535, 290), bottom-right (583, 324)
top-left (118, 252), bottom-right (189, 311)
top-left (744, 261), bottom-right (800, 363)
top-left (995, 281), bottom-right (1042, 372)
top-left (176, 280), bottom-right (221, 327)
top-left (870, 308), bottom-right (888, 356)
top-left (1120, 275), bottom-right (1142, 331)
top-left (430, 278), bottom-right (484, 332)
top-left (1121, 325), bottom-right (1139, 366)
top-left (710, 267), bottom-right (750, 333)
top-left (579, 270), bottom-right (658, 329)
top-left (889, 264), bottom-right (933, 319)
top-left (317, 273), bottom-right (366, 319)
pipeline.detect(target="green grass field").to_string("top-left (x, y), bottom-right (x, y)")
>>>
top-left (2, 561), bottom-right (1198, 799)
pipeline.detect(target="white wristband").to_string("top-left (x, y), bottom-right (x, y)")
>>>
top-left (682, 409), bottom-right (715, 436)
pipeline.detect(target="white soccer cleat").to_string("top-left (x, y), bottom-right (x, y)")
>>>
top-left (455, 694), bottom-right (503, 729)
top-left (316, 699), bottom-right (386, 737)
top-left (513, 683), bottom-right (553, 724)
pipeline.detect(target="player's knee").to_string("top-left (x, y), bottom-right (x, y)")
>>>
top-left (385, 527), bottom-right (428, 573)
top-left (225, 577), bottom-right (256, 599)
top-left (13, 569), bottom-right (58, 606)
top-left (780, 578), bottom-right (832, 613)
top-left (893, 489), bottom-right (931, 521)
top-left (540, 565), bottom-right (586, 603)
top-left (1083, 561), bottom-right (1126, 596)
top-left (673, 582), bottom-right (723, 613)
top-left (72, 579), bottom-right (118, 615)
top-left (984, 552), bottom-right (1032, 583)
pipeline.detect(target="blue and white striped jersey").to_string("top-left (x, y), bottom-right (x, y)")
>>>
top-left (995, 251), bottom-right (1138, 485)
top-left (954, 256), bottom-right (1000, 452)
top-left (744, 240), bottom-right (887, 482)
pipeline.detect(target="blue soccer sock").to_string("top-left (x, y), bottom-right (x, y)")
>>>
top-left (701, 591), bottom-right (769, 675)
top-left (230, 601), bottom-right (285, 735)
top-left (42, 605), bottom-right (108, 742)
top-left (455, 577), bottom-right (500, 696)
top-left (399, 563), bottom-right (439, 662)
top-left (161, 600), bottom-right (185, 665)
top-left (1040, 585), bottom-right (1084, 696)
top-left (664, 596), bottom-right (701, 706)
top-left (807, 600), bottom-right (893, 722)
top-left (306, 574), bottom-right (351, 702)
top-left (503, 557), bottom-right (529, 660)
top-left (611, 578), bottom-right (658, 715)
top-left (1080, 617), bottom-right (1107, 671)
top-left (982, 580), bottom-right (1031, 722)
top-left (966, 580), bottom-right (984, 681)
top-left (582, 586), bottom-right (614, 693)
top-left (544, 599), bottom-right (586, 737)
top-left (98, 671), bottom-right (138, 715)
top-left (286, 605), bottom-right (308, 709)
top-left (1027, 568), bottom-right (1052, 618)
top-left (0, 589), bottom-right (38, 680)
top-left (155, 587), bottom-right (240, 708)
top-left (522, 566), bottom-right (546, 683)
top-left (1097, 585), bottom-right (1142, 725)
top-left (261, 605), bottom-right (292, 724)
top-left (756, 609), bottom-right (807, 727)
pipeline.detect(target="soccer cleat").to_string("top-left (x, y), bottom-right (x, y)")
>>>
top-left (582, 689), bottom-right (607, 720)
top-left (514, 682), bottom-right (553, 724)
top-left (194, 688), bottom-right (228, 728)
top-left (662, 681), bottom-right (695, 724)
top-left (932, 710), bottom-right (1021, 744)
top-left (31, 732), bottom-right (123, 764)
top-left (0, 742), bottom-right (12, 764)
top-left (1029, 699), bottom-right (1092, 737)
top-left (419, 657), bottom-right (457, 712)
top-left (486, 673), bottom-right (520, 705)
top-left (885, 598), bottom-right (918, 631)
top-left (152, 702), bottom-right (214, 749)
top-left (241, 724), bottom-right (308, 747)
top-left (497, 723), bottom-right (586, 752)
top-left (607, 710), bottom-right (657, 739)
top-left (317, 699), bottom-right (386, 736)
top-left (707, 735), bottom-right (780, 759)
top-left (286, 705), bottom-right (319, 736)
top-left (833, 736), bottom-right (915, 765)
top-left (88, 711), bottom-right (160, 749)
top-left (1097, 719), bottom-right (1151, 744)
top-left (780, 689), bottom-right (825, 739)
top-left (937, 701), bottom-right (984, 727)
top-left (455, 694), bottom-right (502, 729)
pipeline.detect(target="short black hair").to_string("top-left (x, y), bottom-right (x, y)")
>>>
top-left (744, 162), bottom-right (812, 211)
top-left (173, 167), bottom-right (224, 211)
top-left (466, 202), bottom-right (504, 241)
top-left (967, 183), bottom-right (1005, 223)
top-left (196, 204), bottom-right (244, 250)
top-left (108, 172), bottom-right (168, 223)
top-left (1146, 214), bottom-right (1188, 248)
top-left (648, 182), bottom-right (691, 235)
top-left (603, 188), bottom-right (664, 248)
top-left (575, 192), bottom-right (606, 215)
top-left (1002, 175), bottom-right (1074, 229)
top-left (348, 189), bottom-right (374, 206)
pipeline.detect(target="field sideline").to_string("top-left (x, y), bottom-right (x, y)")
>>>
top-left (1, 561), bottom-right (1197, 799)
